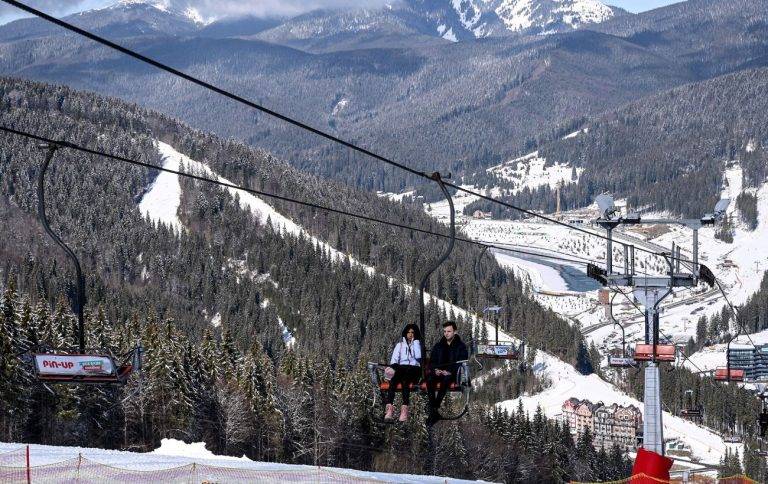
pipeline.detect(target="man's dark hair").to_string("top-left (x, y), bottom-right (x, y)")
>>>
top-left (442, 321), bottom-right (457, 330)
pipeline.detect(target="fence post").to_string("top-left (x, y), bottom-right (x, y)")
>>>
top-left (77, 453), bottom-right (82, 480)
top-left (25, 445), bottom-right (30, 484)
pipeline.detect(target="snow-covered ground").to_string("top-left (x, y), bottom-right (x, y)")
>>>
top-left (0, 439), bottom-right (480, 483)
top-left (497, 347), bottom-right (742, 465)
top-left (487, 151), bottom-right (582, 195)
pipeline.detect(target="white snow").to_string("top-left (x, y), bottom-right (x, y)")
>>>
top-left (276, 314), bottom-right (296, 348)
top-left (451, 0), bottom-right (481, 30)
top-left (0, 440), bottom-right (477, 482)
top-left (494, 250), bottom-right (570, 293)
top-left (496, 0), bottom-right (614, 32)
top-left (210, 312), bottom-right (221, 328)
top-left (487, 151), bottom-right (583, 195)
top-left (138, 147), bottom-right (184, 233)
top-left (441, 27), bottom-right (458, 42)
top-left (331, 97), bottom-right (349, 116)
top-left (151, 439), bottom-right (244, 461)
top-left (377, 189), bottom-right (415, 202)
top-left (153, 141), bottom-right (379, 277)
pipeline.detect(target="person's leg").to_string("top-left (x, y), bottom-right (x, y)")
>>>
top-left (386, 364), bottom-right (403, 405)
top-left (400, 366), bottom-right (420, 406)
top-left (434, 374), bottom-right (452, 408)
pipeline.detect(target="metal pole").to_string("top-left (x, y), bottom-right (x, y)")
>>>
top-left (623, 244), bottom-right (629, 276)
top-left (692, 228), bottom-right (699, 279)
top-left (606, 227), bottom-right (613, 274)
top-left (495, 312), bottom-right (499, 346)
top-left (418, 174), bottom-right (455, 365)
top-left (37, 145), bottom-right (86, 353)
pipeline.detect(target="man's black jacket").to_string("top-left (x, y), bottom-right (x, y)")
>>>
top-left (430, 335), bottom-right (469, 374)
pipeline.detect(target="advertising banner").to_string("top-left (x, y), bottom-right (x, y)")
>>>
top-left (34, 354), bottom-right (115, 377)
top-left (477, 344), bottom-right (518, 358)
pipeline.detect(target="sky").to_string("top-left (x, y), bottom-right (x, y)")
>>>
top-left (605, 0), bottom-right (682, 12)
top-left (0, 0), bottom-right (686, 25)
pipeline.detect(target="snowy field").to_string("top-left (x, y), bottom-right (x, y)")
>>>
top-left (0, 439), bottom-right (483, 483)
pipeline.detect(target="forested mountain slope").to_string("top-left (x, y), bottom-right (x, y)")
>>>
top-left (0, 77), bottom-right (620, 480)
top-left (0, 76), bottom-right (594, 373)
top-left (466, 67), bottom-right (768, 218)
top-left (1, 0), bottom-right (765, 195)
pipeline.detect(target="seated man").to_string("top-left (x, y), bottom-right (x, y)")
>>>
top-left (427, 321), bottom-right (468, 423)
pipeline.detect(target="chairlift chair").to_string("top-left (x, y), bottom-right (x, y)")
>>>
top-left (368, 172), bottom-right (471, 425)
top-left (714, 367), bottom-right (745, 382)
top-left (714, 333), bottom-right (746, 383)
top-left (25, 144), bottom-right (142, 387)
top-left (680, 389), bottom-right (702, 423)
top-left (367, 360), bottom-right (472, 423)
top-left (607, 310), bottom-right (636, 368)
top-left (633, 344), bottom-right (676, 362)
top-left (32, 347), bottom-right (141, 385)
top-left (475, 305), bottom-right (523, 361)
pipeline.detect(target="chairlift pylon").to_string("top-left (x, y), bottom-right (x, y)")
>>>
top-left (26, 144), bottom-right (142, 386)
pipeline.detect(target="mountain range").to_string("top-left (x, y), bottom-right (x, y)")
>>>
top-left (0, 0), bottom-right (766, 201)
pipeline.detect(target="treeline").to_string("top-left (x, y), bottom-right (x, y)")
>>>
top-left (0, 281), bottom-right (632, 481)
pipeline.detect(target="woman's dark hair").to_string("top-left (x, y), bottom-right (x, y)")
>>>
top-left (401, 323), bottom-right (422, 340)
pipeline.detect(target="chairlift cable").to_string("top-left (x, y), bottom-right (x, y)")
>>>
top-left (0, 125), bottom-right (598, 268)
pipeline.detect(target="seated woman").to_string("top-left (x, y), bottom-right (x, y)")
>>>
top-left (383, 323), bottom-right (422, 422)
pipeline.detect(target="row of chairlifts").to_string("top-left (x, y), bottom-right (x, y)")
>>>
top-left (24, 145), bottom-right (142, 388)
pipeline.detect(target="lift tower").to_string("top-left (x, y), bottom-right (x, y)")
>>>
top-left (587, 195), bottom-right (729, 455)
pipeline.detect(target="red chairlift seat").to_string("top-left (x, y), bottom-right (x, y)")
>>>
top-left (633, 344), bottom-right (676, 362)
top-left (714, 367), bottom-right (745, 382)
top-left (378, 380), bottom-right (463, 392)
top-left (476, 343), bottom-right (520, 360)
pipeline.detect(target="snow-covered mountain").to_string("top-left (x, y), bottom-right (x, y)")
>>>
top-left (494, 0), bottom-right (620, 33)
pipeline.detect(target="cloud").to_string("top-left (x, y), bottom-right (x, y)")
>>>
top-left (0, 0), bottom-right (112, 23)
top-left (0, 0), bottom-right (397, 25)
top-left (182, 0), bottom-right (394, 19)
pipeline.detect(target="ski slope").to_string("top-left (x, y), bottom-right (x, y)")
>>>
top-left (0, 440), bottom-right (480, 483)
top-left (138, 142), bottom-right (520, 348)
top-left (497, 341), bottom-right (741, 465)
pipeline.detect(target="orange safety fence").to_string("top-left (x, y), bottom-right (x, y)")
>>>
top-left (0, 448), bottom-right (397, 483)
top-left (571, 474), bottom-right (758, 484)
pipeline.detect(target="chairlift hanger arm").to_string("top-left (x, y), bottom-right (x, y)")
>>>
top-left (418, 173), bottom-right (455, 342)
top-left (37, 145), bottom-right (86, 353)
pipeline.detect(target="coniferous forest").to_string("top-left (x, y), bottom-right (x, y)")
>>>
top-left (0, 77), bottom-right (622, 480)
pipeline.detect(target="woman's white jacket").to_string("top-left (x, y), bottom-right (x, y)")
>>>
top-left (389, 338), bottom-right (422, 367)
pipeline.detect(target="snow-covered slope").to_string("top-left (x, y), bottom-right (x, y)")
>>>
top-left (0, 440), bottom-right (477, 483)
top-left (495, 0), bottom-right (618, 33)
top-left (498, 348), bottom-right (741, 464)
top-left (487, 150), bottom-right (583, 195)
